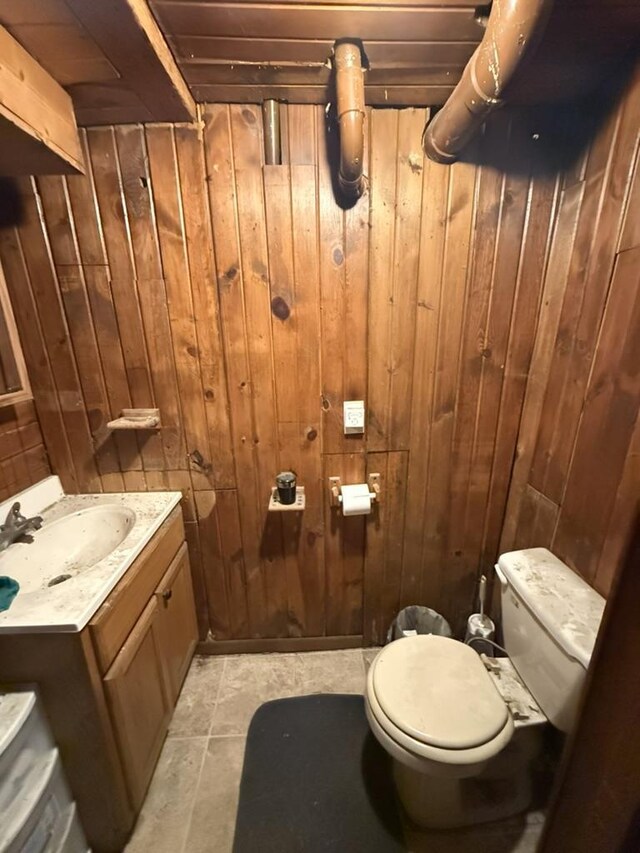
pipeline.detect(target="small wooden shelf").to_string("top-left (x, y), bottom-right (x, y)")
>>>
top-left (107, 408), bottom-right (161, 430)
top-left (268, 486), bottom-right (305, 512)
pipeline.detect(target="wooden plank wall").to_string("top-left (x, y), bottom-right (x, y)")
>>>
top-left (501, 69), bottom-right (640, 600)
top-left (0, 400), bottom-right (50, 501)
top-left (0, 77), bottom-right (637, 645)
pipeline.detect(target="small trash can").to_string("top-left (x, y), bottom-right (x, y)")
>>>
top-left (386, 606), bottom-right (452, 644)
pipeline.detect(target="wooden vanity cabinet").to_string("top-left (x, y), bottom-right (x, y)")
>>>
top-left (155, 543), bottom-right (198, 704)
top-left (92, 509), bottom-right (198, 815)
top-left (0, 505), bottom-right (198, 853)
top-left (103, 596), bottom-right (173, 811)
top-left (89, 508), bottom-right (187, 675)
top-left (101, 539), bottom-right (198, 810)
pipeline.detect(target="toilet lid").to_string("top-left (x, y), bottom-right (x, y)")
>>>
top-left (371, 635), bottom-right (509, 750)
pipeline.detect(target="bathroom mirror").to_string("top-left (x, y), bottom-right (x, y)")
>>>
top-left (0, 259), bottom-right (31, 407)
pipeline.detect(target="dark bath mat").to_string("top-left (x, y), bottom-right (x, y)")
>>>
top-left (233, 693), bottom-right (405, 853)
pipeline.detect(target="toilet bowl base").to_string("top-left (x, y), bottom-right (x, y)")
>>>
top-left (393, 753), bottom-right (533, 830)
top-left (388, 724), bottom-right (544, 830)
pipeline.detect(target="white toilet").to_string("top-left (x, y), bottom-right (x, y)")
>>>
top-left (365, 548), bottom-right (606, 829)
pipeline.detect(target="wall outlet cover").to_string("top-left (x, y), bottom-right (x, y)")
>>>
top-left (343, 400), bottom-right (365, 434)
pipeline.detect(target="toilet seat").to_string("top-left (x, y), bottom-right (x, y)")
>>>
top-left (366, 635), bottom-right (514, 767)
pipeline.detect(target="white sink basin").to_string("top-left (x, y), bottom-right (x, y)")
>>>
top-left (0, 505), bottom-right (136, 594)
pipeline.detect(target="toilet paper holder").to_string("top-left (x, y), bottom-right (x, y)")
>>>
top-left (329, 474), bottom-right (381, 507)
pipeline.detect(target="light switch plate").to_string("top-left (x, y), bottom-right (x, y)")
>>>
top-left (343, 400), bottom-right (365, 434)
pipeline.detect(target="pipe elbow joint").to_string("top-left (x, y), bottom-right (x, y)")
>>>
top-left (422, 0), bottom-right (553, 164)
top-left (422, 129), bottom-right (460, 165)
top-left (334, 41), bottom-right (366, 201)
top-left (338, 172), bottom-right (365, 198)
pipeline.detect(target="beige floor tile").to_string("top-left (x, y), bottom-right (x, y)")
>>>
top-left (363, 647), bottom-right (382, 672)
top-left (184, 736), bottom-right (246, 853)
top-left (169, 655), bottom-right (226, 737)
top-left (210, 652), bottom-right (301, 736)
top-left (296, 649), bottom-right (366, 694)
top-left (125, 737), bottom-right (207, 853)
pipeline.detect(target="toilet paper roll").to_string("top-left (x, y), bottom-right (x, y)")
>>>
top-left (340, 483), bottom-right (372, 516)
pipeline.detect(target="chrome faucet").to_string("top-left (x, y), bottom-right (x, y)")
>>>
top-left (0, 502), bottom-right (43, 552)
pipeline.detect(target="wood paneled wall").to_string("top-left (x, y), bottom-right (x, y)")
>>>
top-left (501, 70), bottom-right (640, 599)
top-left (0, 399), bottom-right (50, 502)
top-left (1, 76), bottom-right (638, 645)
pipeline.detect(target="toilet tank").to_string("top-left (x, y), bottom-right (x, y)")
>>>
top-left (495, 548), bottom-right (605, 732)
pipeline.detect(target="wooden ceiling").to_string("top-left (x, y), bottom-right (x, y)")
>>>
top-left (0, 0), bottom-right (639, 122)
top-left (150, 0), bottom-right (484, 105)
top-left (149, 0), bottom-right (640, 107)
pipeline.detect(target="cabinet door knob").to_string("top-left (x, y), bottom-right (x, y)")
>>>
top-left (162, 589), bottom-right (172, 603)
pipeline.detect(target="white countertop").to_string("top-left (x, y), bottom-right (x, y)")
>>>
top-left (0, 477), bottom-right (182, 634)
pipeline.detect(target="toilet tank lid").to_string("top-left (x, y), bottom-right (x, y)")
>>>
top-left (497, 548), bottom-right (606, 669)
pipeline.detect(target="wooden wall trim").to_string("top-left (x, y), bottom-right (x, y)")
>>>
top-left (197, 634), bottom-right (365, 656)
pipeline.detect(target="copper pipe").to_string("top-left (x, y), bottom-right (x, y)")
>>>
top-left (262, 99), bottom-right (281, 165)
top-left (334, 41), bottom-right (366, 199)
top-left (423, 0), bottom-right (553, 164)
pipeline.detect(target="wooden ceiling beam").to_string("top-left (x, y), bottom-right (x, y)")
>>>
top-left (63, 0), bottom-right (195, 123)
top-left (171, 36), bottom-right (477, 66)
top-left (182, 62), bottom-right (464, 87)
top-left (188, 83), bottom-right (456, 106)
top-left (0, 24), bottom-right (83, 175)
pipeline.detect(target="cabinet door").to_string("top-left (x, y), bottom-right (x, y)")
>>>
top-left (155, 542), bottom-right (198, 704)
top-left (104, 597), bottom-right (172, 811)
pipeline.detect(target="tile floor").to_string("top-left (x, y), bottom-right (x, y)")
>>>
top-left (125, 649), bottom-right (545, 853)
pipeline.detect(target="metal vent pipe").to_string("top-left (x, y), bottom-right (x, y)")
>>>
top-left (423, 0), bottom-right (553, 164)
top-left (334, 41), bottom-right (366, 199)
top-left (262, 100), bottom-right (281, 165)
